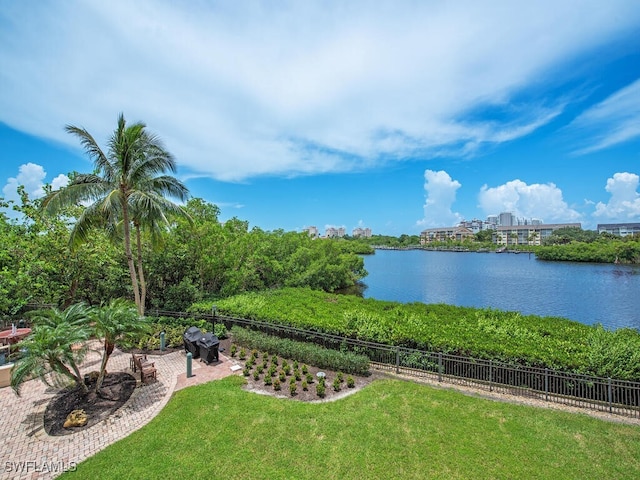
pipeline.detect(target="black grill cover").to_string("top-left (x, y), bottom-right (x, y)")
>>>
top-left (197, 332), bottom-right (220, 364)
top-left (183, 326), bottom-right (203, 358)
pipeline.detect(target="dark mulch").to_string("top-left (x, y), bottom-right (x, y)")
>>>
top-left (44, 372), bottom-right (137, 436)
top-left (230, 343), bottom-right (384, 402)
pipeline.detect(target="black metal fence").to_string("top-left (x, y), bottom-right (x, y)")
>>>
top-left (11, 305), bottom-right (638, 418)
top-left (143, 309), bottom-right (640, 419)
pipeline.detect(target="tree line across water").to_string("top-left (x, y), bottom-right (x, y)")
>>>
top-left (360, 227), bottom-right (640, 264)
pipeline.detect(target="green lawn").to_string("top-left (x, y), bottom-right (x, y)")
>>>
top-left (62, 376), bottom-right (640, 479)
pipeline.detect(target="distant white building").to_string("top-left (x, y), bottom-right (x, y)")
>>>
top-left (352, 227), bottom-right (372, 238)
top-left (420, 226), bottom-right (474, 244)
top-left (459, 219), bottom-right (494, 233)
top-left (325, 227), bottom-right (346, 238)
top-left (494, 223), bottom-right (581, 246)
top-left (597, 223), bottom-right (640, 237)
top-left (499, 212), bottom-right (515, 227)
top-left (305, 226), bottom-right (319, 238)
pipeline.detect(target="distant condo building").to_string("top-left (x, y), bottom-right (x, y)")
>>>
top-left (597, 223), bottom-right (640, 237)
top-left (494, 223), bottom-right (581, 246)
top-left (499, 212), bottom-right (515, 227)
top-left (325, 226), bottom-right (346, 238)
top-left (420, 216), bottom-right (582, 246)
top-left (420, 226), bottom-right (475, 244)
top-left (458, 219), bottom-right (495, 233)
top-left (352, 227), bottom-right (372, 238)
top-left (305, 226), bottom-right (319, 238)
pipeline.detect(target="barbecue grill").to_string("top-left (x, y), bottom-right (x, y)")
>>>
top-left (183, 326), bottom-right (203, 358)
top-left (197, 332), bottom-right (220, 364)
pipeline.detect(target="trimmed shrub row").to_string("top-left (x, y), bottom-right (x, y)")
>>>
top-left (231, 326), bottom-right (370, 375)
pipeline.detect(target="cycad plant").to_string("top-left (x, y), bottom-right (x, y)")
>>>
top-left (11, 303), bottom-right (92, 395)
top-left (91, 298), bottom-right (150, 392)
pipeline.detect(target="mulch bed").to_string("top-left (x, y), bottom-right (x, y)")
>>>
top-left (43, 372), bottom-right (137, 436)
top-left (229, 341), bottom-right (384, 402)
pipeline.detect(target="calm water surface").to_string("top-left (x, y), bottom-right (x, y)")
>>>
top-left (361, 249), bottom-right (640, 331)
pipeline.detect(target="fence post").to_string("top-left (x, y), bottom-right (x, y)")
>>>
top-left (438, 352), bottom-right (443, 382)
top-left (489, 360), bottom-right (493, 392)
top-left (395, 346), bottom-right (400, 374)
top-left (608, 377), bottom-right (612, 413)
top-left (545, 368), bottom-right (549, 402)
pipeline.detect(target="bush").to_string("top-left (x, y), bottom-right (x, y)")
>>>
top-left (333, 377), bottom-right (341, 392)
top-left (302, 380), bottom-right (308, 391)
top-left (231, 326), bottom-right (370, 375)
top-left (273, 378), bottom-right (281, 391)
top-left (264, 375), bottom-right (272, 386)
top-left (316, 382), bottom-right (326, 398)
top-left (347, 375), bottom-right (355, 388)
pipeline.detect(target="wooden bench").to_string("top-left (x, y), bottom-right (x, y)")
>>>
top-left (131, 353), bottom-right (157, 383)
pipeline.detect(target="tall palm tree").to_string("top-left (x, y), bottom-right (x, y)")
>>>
top-left (11, 303), bottom-right (92, 395)
top-left (91, 298), bottom-right (149, 392)
top-left (42, 114), bottom-right (190, 315)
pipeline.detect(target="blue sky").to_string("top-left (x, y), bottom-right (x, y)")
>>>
top-left (1, 1), bottom-right (639, 236)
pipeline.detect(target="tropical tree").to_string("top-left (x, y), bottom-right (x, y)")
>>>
top-left (11, 303), bottom-right (92, 395)
top-left (41, 113), bottom-right (190, 315)
top-left (91, 298), bottom-right (149, 392)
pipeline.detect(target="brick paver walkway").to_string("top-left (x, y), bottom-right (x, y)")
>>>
top-left (0, 343), bottom-right (240, 479)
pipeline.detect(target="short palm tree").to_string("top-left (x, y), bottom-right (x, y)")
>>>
top-left (91, 298), bottom-right (150, 392)
top-left (11, 303), bottom-right (92, 395)
top-left (41, 114), bottom-right (190, 315)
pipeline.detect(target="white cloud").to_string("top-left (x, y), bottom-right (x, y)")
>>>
top-left (2, 163), bottom-right (69, 207)
top-left (51, 174), bottom-right (70, 191)
top-left (416, 170), bottom-right (463, 228)
top-left (570, 80), bottom-right (640, 154)
top-left (478, 180), bottom-right (581, 223)
top-left (1, 1), bottom-right (638, 181)
top-left (593, 172), bottom-right (640, 220)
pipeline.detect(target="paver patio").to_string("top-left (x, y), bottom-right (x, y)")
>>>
top-left (0, 343), bottom-right (240, 480)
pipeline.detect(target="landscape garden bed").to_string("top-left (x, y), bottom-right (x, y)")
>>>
top-left (230, 344), bottom-right (380, 402)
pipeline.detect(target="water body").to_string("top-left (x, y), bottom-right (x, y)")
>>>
top-left (361, 249), bottom-right (640, 331)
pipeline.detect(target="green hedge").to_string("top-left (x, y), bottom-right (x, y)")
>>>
top-left (194, 288), bottom-right (640, 381)
top-left (230, 326), bottom-right (370, 375)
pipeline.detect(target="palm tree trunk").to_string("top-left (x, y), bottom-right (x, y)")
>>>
top-left (122, 196), bottom-right (143, 315)
top-left (135, 223), bottom-right (147, 316)
top-left (95, 340), bottom-right (113, 392)
top-left (55, 358), bottom-right (89, 394)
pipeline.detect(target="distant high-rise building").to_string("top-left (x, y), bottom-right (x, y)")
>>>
top-left (325, 227), bottom-right (346, 238)
top-left (352, 227), bottom-right (372, 238)
top-left (498, 212), bottom-right (515, 227)
top-left (305, 226), bottom-right (319, 238)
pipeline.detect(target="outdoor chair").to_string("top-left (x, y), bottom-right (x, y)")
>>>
top-left (131, 353), bottom-right (157, 383)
